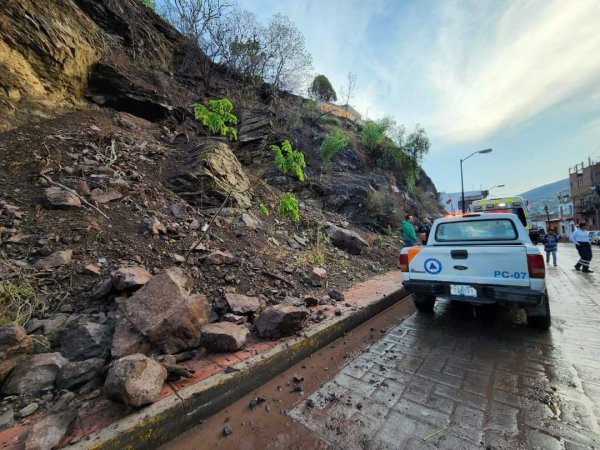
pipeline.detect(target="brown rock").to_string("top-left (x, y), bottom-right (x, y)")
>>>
top-left (222, 313), bottom-right (247, 324)
top-left (84, 263), bottom-right (101, 276)
top-left (104, 354), bottom-right (167, 407)
top-left (44, 187), bottom-right (81, 208)
top-left (111, 314), bottom-right (151, 358)
top-left (224, 293), bottom-right (261, 315)
top-left (0, 326), bottom-right (30, 358)
top-left (323, 224), bottom-right (369, 255)
top-left (34, 250), bottom-right (73, 270)
top-left (25, 410), bottom-right (78, 450)
top-left (71, 180), bottom-right (90, 196)
top-left (2, 353), bottom-right (68, 395)
top-left (110, 266), bottom-right (152, 291)
top-left (310, 267), bottom-right (327, 286)
top-left (148, 217), bottom-right (167, 235)
top-left (236, 213), bottom-right (260, 229)
top-left (120, 268), bottom-right (208, 353)
top-left (201, 322), bottom-right (248, 352)
top-left (255, 305), bottom-right (309, 339)
top-left (90, 188), bottom-right (122, 204)
top-left (203, 250), bottom-right (235, 265)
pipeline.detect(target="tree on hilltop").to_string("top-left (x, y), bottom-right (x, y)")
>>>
top-left (309, 75), bottom-right (337, 102)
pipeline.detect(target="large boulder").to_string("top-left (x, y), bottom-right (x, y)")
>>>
top-left (201, 322), bottom-right (248, 353)
top-left (323, 224), bottom-right (369, 255)
top-left (58, 321), bottom-right (112, 361)
top-left (255, 305), bottom-right (308, 340)
top-left (166, 142), bottom-right (252, 209)
top-left (2, 353), bottom-right (67, 395)
top-left (224, 293), bottom-right (260, 315)
top-left (25, 410), bottom-right (78, 450)
top-left (111, 314), bottom-right (152, 358)
top-left (119, 268), bottom-right (209, 354)
top-left (104, 354), bottom-right (167, 407)
top-left (57, 357), bottom-right (106, 391)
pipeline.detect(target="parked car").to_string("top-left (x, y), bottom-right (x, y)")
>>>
top-left (590, 230), bottom-right (600, 245)
top-left (400, 213), bottom-right (550, 330)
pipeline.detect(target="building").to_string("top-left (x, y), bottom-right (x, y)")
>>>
top-left (569, 159), bottom-right (600, 228)
top-left (319, 102), bottom-right (362, 123)
top-left (557, 188), bottom-right (575, 237)
top-left (439, 190), bottom-right (487, 214)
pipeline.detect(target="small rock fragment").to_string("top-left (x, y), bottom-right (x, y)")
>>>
top-left (34, 250), bottom-right (73, 270)
top-left (203, 251), bottom-right (235, 265)
top-left (84, 263), bottom-right (101, 276)
top-left (201, 322), bottom-right (248, 352)
top-left (44, 187), bottom-right (81, 208)
top-left (310, 267), bottom-right (327, 286)
top-left (110, 266), bottom-right (152, 291)
top-left (24, 410), bottom-right (78, 450)
top-left (90, 189), bottom-right (122, 204)
top-left (18, 403), bottom-right (38, 418)
top-left (223, 423), bottom-right (232, 436)
top-left (328, 290), bottom-right (345, 302)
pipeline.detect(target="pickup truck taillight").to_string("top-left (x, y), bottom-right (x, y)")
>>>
top-left (527, 254), bottom-right (545, 278)
top-left (399, 254), bottom-right (409, 272)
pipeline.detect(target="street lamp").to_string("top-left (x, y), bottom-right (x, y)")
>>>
top-left (461, 148), bottom-right (492, 213)
top-left (485, 184), bottom-right (505, 198)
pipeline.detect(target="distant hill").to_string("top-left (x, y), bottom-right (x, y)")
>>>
top-left (520, 178), bottom-right (570, 216)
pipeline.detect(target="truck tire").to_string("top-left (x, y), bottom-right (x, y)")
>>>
top-left (413, 294), bottom-right (435, 313)
top-left (527, 294), bottom-right (551, 331)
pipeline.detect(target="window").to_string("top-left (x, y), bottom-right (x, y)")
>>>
top-left (578, 178), bottom-right (583, 188)
top-left (435, 219), bottom-right (518, 242)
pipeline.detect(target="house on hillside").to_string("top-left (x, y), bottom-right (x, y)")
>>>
top-left (569, 159), bottom-right (600, 228)
top-left (319, 101), bottom-right (362, 123)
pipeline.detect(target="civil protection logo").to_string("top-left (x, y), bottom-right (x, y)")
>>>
top-left (424, 258), bottom-right (442, 275)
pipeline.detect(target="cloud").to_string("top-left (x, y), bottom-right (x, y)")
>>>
top-left (427, 0), bottom-right (600, 143)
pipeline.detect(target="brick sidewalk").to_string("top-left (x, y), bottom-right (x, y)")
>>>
top-left (291, 244), bottom-right (600, 449)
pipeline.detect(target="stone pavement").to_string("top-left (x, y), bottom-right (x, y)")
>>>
top-left (290, 244), bottom-right (600, 449)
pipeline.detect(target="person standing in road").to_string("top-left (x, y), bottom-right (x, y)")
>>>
top-left (570, 223), bottom-right (594, 273)
top-left (544, 229), bottom-right (559, 267)
top-left (417, 218), bottom-right (432, 245)
top-left (402, 215), bottom-right (418, 247)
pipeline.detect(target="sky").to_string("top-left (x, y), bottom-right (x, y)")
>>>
top-left (240, 0), bottom-right (600, 196)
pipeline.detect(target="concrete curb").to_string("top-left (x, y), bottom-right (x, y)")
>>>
top-left (78, 283), bottom-right (408, 449)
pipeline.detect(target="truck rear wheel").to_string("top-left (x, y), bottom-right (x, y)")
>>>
top-left (526, 294), bottom-right (551, 331)
top-left (413, 294), bottom-right (435, 313)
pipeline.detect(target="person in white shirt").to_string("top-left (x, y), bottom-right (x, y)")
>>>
top-left (570, 223), bottom-right (594, 273)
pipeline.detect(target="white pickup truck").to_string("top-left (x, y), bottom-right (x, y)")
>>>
top-left (400, 213), bottom-right (550, 330)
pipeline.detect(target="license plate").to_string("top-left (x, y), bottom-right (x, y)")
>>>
top-left (450, 284), bottom-right (477, 297)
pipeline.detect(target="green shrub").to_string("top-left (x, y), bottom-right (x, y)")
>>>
top-left (361, 121), bottom-right (386, 157)
top-left (0, 279), bottom-right (38, 326)
top-left (309, 75), bottom-right (337, 102)
top-left (259, 203), bottom-right (270, 216)
top-left (320, 130), bottom-right (348, 161)
top-left (320, 114), bottom-right (341, 126)
top-left (193, 98), bottom-right (238, 140)
top-left (366, 189), bottom-right (386, 215)
top-left (278, 192), bottom-right (300, 221)
top-left (141, 0), bottom-right (156, 9)
top-left (271, 140), bottom-right (306, 181)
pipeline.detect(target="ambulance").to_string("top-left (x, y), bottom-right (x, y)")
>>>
top-left (469, 196), bottom-right (531, 230)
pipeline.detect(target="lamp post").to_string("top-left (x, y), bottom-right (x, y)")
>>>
top-left (460, 148), bottom-right (493, 213)
top-left (484, 184), bottom-right (505, 198)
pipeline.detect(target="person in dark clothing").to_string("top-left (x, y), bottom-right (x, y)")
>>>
top-left (570, 223), bottom-right (594, 273)
top-left (417, 218), bottom-right (432, 245)
top-left (544, 229), bottom-right (559, 266)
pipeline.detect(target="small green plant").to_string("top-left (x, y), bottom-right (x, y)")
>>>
top-left (361, 121), bottom-right (386, 157)
top-left (308, 251), bottom-right (325, 265)
top-left (0, 279), bottom-right (38, 326)
top-left (320, 130), bottom-right (348, 161)
top-left (278, 192), bottom-right (300, 221)
top-left (141, 0), bottom-right (156, 9)
top-left (193, 98), bottom-right (238, 140)
top-left (366, 189), bottom-right (386, 215)
top-left (271, 140), bottom-right (306, 181)
top-left (259, 203), bottom-right (270, 216)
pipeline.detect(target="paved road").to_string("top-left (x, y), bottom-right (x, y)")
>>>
top-left (290, 244), bottom-right (600, 449)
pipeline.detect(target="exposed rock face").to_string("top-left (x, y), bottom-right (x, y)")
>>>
top-left (167, 142), bottom-right (252, 209)
top-left (201, 322), bottom-right (248, 352)
top-left (118, 268), bottom-right (209, 354)
top-left (255, 305), bottom-right (308, 339)
top-left (25, 410), bottom-right (78, 450)
top-left (58, 321), bottom-right (112, 361)
top-left (0, 0), bottom-right (104, 131)
top-left (2, 353), bottom-right (68, 395)
top-left (110, 266), bottom-right (152, 291)
top-left (104, 354), bottom-right (167, 407)
top-left (0, 326), bottom-right (33, 359)
top-left (323, 224), bottom-right (369, 255)
top-left (224, 293), bottom-right (261, 315)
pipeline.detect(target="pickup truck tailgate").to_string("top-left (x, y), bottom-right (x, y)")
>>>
top-left (408, 246), bottom-right (530, 287)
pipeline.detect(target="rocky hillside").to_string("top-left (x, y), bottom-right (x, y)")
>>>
top-left (0, 0), bottom-right (441, 445)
